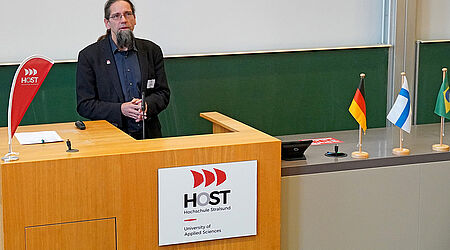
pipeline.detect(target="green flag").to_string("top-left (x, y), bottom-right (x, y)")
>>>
top-left (434, 72), bottom-right (450, 119)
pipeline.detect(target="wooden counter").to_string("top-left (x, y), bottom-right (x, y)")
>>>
top-left (0, 112), bottom-right (281, 250)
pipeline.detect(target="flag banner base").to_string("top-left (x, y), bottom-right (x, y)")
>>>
top-left (432, 144), bottom-right (449, 152)
top-left (2, 152), bottom-right (19, 162)
top-left (351, 151), bottom-right (369, 159)
top-left (392, 148), bottom-right (410, 155)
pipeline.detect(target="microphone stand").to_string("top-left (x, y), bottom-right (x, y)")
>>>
top-left (141, 91), bottom-right (145, 140)
top-left (140, 74), bottom-right (147, 140)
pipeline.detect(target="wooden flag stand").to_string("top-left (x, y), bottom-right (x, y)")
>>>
top-left (392, 72), bottom-right (410, 155)
top-left (352, 124), bottom-right (369, 158)
top-left (393, 129), bottom-right (410, 155)
top-left (432, 116), bottom-right (449, 151)
top-left (432, 68), bottom-right (450, 152)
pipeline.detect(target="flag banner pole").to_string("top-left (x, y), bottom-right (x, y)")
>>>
top-left (2, 55), bottom-right (54, 162)
top-left (351, 73), bottom-right (369, 159)
top-left (432, 68), bottom-right (449, 152)
top-left (391, 72), bottom-right (410, 155)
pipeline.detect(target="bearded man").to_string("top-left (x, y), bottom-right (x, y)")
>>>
top-left (76, 0), bottom-right (170, 139)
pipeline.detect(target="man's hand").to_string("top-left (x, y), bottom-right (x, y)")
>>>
top-left (133, 98), bottom-right (147, 122)
top-left (121, 98), bottom-right (147, 122)
top-left (120, 98), bottom-right (147, 122)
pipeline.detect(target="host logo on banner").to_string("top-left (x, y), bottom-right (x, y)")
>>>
top-left (21, 68), bottom-right (39, 84)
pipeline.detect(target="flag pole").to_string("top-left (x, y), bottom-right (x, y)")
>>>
top-left (393, 72), bottom-right (410, 155)
top-left (352, 73), bottom-right (369, 159)
top-left (392, 117), bottom-right (410, 155)
top-left (358, 125), bottom-right (362, 153)
top-left (432, 68), bottom-right (449, 152)
top-left (352, 125), bottom-right (369, 158)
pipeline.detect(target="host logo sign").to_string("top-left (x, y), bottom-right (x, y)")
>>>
top-left (185, 168), bottom-right (230, 208)
top-left (158, 160), bottom-right (257, 246)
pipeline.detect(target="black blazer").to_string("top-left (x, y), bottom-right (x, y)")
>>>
top-left (76, 36), bottom-right (170, 138)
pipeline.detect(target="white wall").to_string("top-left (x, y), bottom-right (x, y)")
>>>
top-left (2, 0), bottom-right (384, 63)
top-left (416, 0), bottom-right (450, 40)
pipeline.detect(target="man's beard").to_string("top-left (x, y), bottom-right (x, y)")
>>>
top-left (116, 29), bottom-right (135, 50)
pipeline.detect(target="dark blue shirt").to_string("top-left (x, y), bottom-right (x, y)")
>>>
top-left (109, 36), bottom-right (142, 133)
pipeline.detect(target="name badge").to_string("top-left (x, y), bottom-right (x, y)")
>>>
top-left (147, 79), bottom-right (156, 89)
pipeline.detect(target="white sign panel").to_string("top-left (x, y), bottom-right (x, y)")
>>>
top-left (158, 160), bottom-right (257, 246)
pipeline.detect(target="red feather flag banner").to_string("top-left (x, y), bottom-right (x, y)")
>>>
top-left (3, 55), bottom-right (54, 162)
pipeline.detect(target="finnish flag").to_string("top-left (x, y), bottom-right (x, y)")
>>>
top-left (387, 75), bottom-right (411, 133)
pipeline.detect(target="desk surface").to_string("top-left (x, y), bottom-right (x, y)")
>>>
top-left (278, 122), bottom-right (450, 176)
top-left (1, 113), bottom-right (278, 165)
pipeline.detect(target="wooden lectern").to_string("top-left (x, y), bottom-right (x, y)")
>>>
top-left (0, 112), bottom-right (280, 250)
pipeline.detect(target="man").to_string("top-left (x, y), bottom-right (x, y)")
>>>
top-left (76, 0), bottom-right (170, 139)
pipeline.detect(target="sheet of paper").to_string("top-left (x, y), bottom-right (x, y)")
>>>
top-left (14, 131), bottom-right (63, 145)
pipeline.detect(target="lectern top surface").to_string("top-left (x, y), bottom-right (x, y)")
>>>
top-left (1, 116), bottom-right (279, 165)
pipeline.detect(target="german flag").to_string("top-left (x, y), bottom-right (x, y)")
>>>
top-left (349, 75), bottom-right (367, 131)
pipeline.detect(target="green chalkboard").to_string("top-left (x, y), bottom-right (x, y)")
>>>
top-left (0, 47), bottom-right (389, 137)
top-left (416, 41), bottom-right (450, 125)
top-left (161, 47), bottom-right (389, 136)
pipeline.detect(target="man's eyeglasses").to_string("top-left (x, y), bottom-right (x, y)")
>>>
top-left (109, 11), bottom-right (134, 21)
